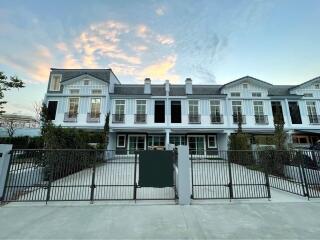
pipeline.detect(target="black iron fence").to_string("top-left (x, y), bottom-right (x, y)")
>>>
top-left (190, 149), bottom-right (320, 199)
top-left (2, 149), bottom-right (177, 203)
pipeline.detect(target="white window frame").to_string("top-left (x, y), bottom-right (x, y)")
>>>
top-left (117, 135), bottom-right (126, 148)
top-left (243, 83), bottom-right (248, 89)
top-left (209, 100), bottom-right (220, 116)
top-left (303, 93), bottom-right (313, 97)
top-left (232, 101), bottom-right (242, 115)
top-left (306, 101), bottom-right (317, 116)
top-left (252, 92), bottom-right (262, 97)
top-left (114, 99), bottom-right (125, 115)
top-left (68, 97), bottom-right (79, 114)
top-left (83, 79), bottom-right (90, 85)
top-left (188, 100), bottom-right (199, 115)
top-left (207, 135), bottom-right (217, 148)
top-left (92, 89), bottom-right (102, 95)
top-left (253, 101), bottom-right (264, 116)
top-left (50, 74), bottom-right (62, 91)
top-left (315, 84), bottom-right (320, 89)
top-left (135, 99), bottom-right (147, 114)
top-left (90, 98), bottom-right (101, 114)
top-left (230, 92), bottom-right (241, 97)
top-left (69, 89), bottom-right (80, 95)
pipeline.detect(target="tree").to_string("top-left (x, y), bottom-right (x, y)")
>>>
top-left (0, 116), bottom-right (18, 137)
top-left (103, 113), bottom-right (110, 148)
top-left (273, 107), bottom-right (287, 150)
top-left (0, 71), bottom-right (24, 115)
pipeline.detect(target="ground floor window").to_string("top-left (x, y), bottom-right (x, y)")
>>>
top-left (207, 135), bottom-right (217, 148)
top-left (169, 135), bottom-right (186, 146)
top-left (117, 135), bottom-right (126, 148)
top-left (148, 135), bottom-right (165, 148)
top-left (292, 135), bottom-right (309, 144)
top-left (128, 135), bottom-right (146, 154)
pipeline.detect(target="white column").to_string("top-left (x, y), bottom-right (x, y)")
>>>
top-left (165, 129), bottom-right (170, 147)
top-left (0, 144), bottom-right (12, 200)
top-left (177, 145), bottom-right (191, 205)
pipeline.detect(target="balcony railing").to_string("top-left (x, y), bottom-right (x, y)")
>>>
top-left (87, 112), bottom-right (100, 123)
top-left (308, 115), bottom-right (320, 124)
top-left (189, 114), bottom-right (201, 124)
top-left (112, 114), bottom-right (125, 123)
top-left (255, 115), bottom-right (269, 125)
top-left (64, 112), bottom-right (78, 122)
top-left (233, 114), bottom-right (246, 124)
top-left (211, 114), bottom-right (223, 124)
top-left (135, 114), bottom-right (146, 123)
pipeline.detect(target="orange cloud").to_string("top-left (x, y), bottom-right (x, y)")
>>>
top-left (140, 55), bottom-right (180, 82)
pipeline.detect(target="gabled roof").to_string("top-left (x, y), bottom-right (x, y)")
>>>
top-left (50, 68), bottom-right (112, 83)
top-left (219, 76), bottom-right (273, 91)
top-left (289, 76), bottom-right (320, 91)
top-left (268, 85), bottom-right (295, 96)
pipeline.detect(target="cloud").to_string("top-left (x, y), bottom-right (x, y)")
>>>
top-left (155, 6), bottom-right (166, 16)
top-left (140, 55), bottom-right (179, 82)
top-left (156, 35), bottom-right (175, 45)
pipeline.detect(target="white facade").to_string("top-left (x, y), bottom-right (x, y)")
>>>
top-left (44, 70), bottom-right (320, 152)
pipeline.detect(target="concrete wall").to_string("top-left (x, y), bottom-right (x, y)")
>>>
top-left (0, 144), bottom-right (12, 199)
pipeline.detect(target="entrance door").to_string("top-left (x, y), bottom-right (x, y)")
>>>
top-left (128, 135), bottom-right (146, 154)
top-left (188, 136), bottom-right (205, 155)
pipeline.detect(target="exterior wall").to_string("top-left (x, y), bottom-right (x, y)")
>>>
top-left (45, 75), bottom-right (110, 129)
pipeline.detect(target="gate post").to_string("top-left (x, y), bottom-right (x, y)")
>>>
top-left (177, 146), bottom-right (191, 205)
top-left (0, 144), bottom-right (12, 201)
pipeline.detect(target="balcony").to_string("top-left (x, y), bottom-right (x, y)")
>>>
top-left (254, 115), bottom-right (268, 125)
top-left (308, 115), bottom-right (320, 124)
top-left (135, 114), bottom-right (146, 123)
top-left (87, 112), bottom-right (100, 123)
top-left (233, 114), bottom-right (246, 124)
top-left (64, 112), bottom-right (77, 122)
top-left (211, 114), bottom-right (223, 124)
top-left (189, 114), bottom-right (201, 124)
top-left (112, 114), bottom-right (125, 123)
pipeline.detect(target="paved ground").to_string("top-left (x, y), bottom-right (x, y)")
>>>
top-left (1, 197), bottom-right (320, 240)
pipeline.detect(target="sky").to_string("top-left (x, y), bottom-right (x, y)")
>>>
top-left (1, 0), bottom-right (320, 116)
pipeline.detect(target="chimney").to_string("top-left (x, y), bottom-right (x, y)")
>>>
top-left (144, 78), bottom-right (151, 94)
top-left (165, 80), bottom-right (170, 93)
top-left (185, 78), bottom-right (192, 94)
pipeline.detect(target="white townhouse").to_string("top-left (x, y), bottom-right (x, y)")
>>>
top-left (44, 68), bottom-right (320, 154)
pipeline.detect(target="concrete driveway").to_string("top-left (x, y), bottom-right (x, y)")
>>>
top-left (1, 200), bottom-right (320, 239)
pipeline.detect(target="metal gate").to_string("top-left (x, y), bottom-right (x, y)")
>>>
top-left (1, 149), bottom-right (177, 203)
top-left (191, 150), bottom-right (270, 200)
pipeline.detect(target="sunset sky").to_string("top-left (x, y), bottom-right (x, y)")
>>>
top-left (1, 0), bottom-right (320, 115)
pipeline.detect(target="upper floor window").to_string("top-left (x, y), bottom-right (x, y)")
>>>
top-left (92, 89), bottom-right (102, 95)
top-left (230, 92), bottom-right (240, 97)
top-left (115, 100), bottom-right (125, 115)
top-left (288, 101), bottom-right (302, 124)
top-left (188, 100), bottom-right (199, 115)
top-left (306, 101), bottom-right (319, 124)
top-left (68, 98), bottom-right (79, 115)
top-left (136, 100), bottom-right (146, 114)
top-left (50, 74), bottom-right (61, 91)
top-left (210, 100), bottom-right (220, 116)
top-left (232, 101), bottom-right (242, 115)
top-left (84, 79), bottom-right (90, 85)
top-left (90, 98), bottom-right (101, 115)
top-left (303, 93), bottom-right (313, 97)
top-left (315, 84), bottom-right (320, 89)
top-left (253, 101), bottom-right (264, 115)
top-left (252, 92), bottom-right (262, 97)
top-left (70, 89), bottom-right (79, 95)
top-left (243, 83), bottom-right (248, 89)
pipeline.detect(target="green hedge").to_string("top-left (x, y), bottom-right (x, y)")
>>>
top-left (0, 136), bottom-right (43, 149)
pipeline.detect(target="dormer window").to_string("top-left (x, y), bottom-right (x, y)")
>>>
top-left (243, 83), bottom-right (248, 89)
top-left (70, 89), bottom-right (80, 95)
top-left (231, 92), bottom-right (241, 97)
top-left (315, 84), bottom-right (320, 89)
top-left (304, 93), bottom-right (313, 97)
top-left (50, 74), bottom-right (61, 91)
top-left (84, 79), bottom-right (90, 85)
top-left (252, 92), bottom-right (262, 97)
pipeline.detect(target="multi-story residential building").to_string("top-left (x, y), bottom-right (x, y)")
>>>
top-left (44, 68), bottom-right (320, 153)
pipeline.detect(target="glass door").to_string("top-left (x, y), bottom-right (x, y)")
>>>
top-left (188, 136), bottom-right (205, 155)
